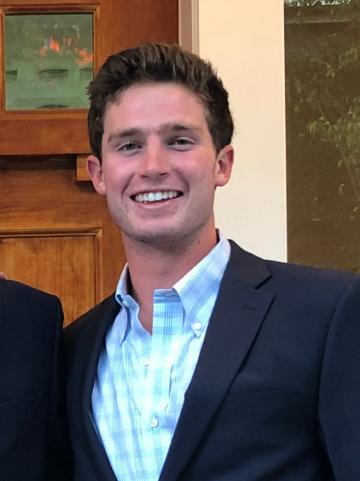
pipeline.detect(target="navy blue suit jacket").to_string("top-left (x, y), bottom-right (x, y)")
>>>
top-left (65, 242), bottom-right (360, 481)
top-left (0, 279), bottom-right (70, 481)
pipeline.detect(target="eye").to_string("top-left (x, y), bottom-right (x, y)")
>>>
top-left (118, 141), bottom-right (142, 154)
top-left (167, 137), bottom-right (195, 151)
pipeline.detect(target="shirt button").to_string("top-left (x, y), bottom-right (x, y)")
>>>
top-left (143, 358), bottom-right (150, 367)
top-left (150, 416), bottom-right (159, 428)
top-left (192, 321), bottom-right (202, 331)
top-left (122, 300), bottom-right (130, 308)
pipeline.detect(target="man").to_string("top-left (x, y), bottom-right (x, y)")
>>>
top-left (65, 43), bottom-right (360, 481)
top-left (0, 278), bottom-right (70, 480)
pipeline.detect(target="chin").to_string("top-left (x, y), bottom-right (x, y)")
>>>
top-left (135, 231), bottom-right (179, 245)
top-left (122, 225), bottom-right (184, 247)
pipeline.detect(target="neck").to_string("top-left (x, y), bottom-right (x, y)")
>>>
top-left (123, 228), bottom-right (218, 332)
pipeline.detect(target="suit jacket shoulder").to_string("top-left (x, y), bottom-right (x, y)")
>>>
top-left (226, 240), bottom-right (358, 316)
top-left (228, 239), bottom-right (355, 284)
top-left (0, 278), bottom-right (63, 327)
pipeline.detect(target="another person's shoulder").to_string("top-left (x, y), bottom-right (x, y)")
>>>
top-left (0, 278), bottom-right (62, 325)
top-left (0, 279), bottom-right (60, 306)
top-left (0, 278), bottom-right (59, 303)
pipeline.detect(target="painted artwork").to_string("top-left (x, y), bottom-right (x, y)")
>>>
top-left (4, 12), bottom-right (93, 110)
top-left (284, 0), bottom-right (360, 273)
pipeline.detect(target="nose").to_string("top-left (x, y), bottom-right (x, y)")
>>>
top-left (138, 139), bottom-right (170, 178)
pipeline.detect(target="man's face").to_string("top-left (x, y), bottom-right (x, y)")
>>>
top-left (88, 82), bottom-right (233, 249)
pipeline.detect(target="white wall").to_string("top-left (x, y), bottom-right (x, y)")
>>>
top-left (195, 0), bottom-right (287, 261)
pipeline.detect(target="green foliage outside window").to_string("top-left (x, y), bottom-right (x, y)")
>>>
top-left (285, 0), bottom-right (360, 272)
top-left (286, 0), bottom-right (360, 207)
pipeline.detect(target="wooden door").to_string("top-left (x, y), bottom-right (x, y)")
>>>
top-left (0, 0), bottom-right (178, 324)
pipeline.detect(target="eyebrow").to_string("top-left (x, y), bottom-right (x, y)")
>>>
top-left (159, 122), bottom-right (203, 136)
top-left (107, 123), bottom-right (203, 144)
top-left (107, 128), bottom-right (141, 144)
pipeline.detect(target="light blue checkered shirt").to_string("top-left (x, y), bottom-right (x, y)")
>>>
top-left (92, 236), bottom-right (230, 481)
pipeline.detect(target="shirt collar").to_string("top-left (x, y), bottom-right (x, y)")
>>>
top-left (115, 264), bottom-right (132, 306)
top-left (115, 232), bottom-right (230, 336)
top-left (173, 233), bottom-right (230, 317)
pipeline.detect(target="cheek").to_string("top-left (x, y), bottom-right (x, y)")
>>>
top-left (192, 163), bottom-right (218, 188)
top-left (188, 174), bottom-right (217, 206)
top-left (102, 164), bottom-right (128, 190)
top-left (187, 156), bottom-right (216, 180)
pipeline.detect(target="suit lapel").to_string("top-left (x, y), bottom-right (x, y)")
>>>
top-left (73, 296), bottom-right (120, 481)
top-left (159, 243), bottom-right (274, 481)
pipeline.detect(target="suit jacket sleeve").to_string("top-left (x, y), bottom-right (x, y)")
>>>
top-left (319, 275), bottom-right (360, 479)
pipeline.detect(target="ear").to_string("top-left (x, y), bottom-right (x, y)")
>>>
top-left (214, 144), bottom-right (234, 187)
top-left (87, 155), bottom-right (106, 195)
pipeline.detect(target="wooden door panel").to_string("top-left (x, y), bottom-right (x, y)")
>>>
top-left (0, 233), bottom-right (97, 325)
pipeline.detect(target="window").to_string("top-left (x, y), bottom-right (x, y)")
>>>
top-left (285, 0), bottom-right (360, 273)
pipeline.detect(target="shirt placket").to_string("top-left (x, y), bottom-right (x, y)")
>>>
top-left (141, 290), bottom-right (183, 474)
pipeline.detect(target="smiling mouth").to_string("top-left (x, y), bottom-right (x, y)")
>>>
top-left (132, 190), bottom-right (183, 203)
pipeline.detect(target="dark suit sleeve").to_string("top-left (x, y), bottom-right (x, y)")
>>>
top-left (319, 276), bottom-right (360, 480)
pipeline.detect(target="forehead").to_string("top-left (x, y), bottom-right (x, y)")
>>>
top-left (103, 82), bottom-right (208, 129)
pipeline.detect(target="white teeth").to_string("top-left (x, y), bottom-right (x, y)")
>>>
top-left (134, 191), bottom-right (180, 203)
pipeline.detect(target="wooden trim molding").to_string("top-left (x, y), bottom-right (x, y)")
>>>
top-left (76, 154), bottom-right (91, 182)
top-left (178, 0), bottom-right (199, 53)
